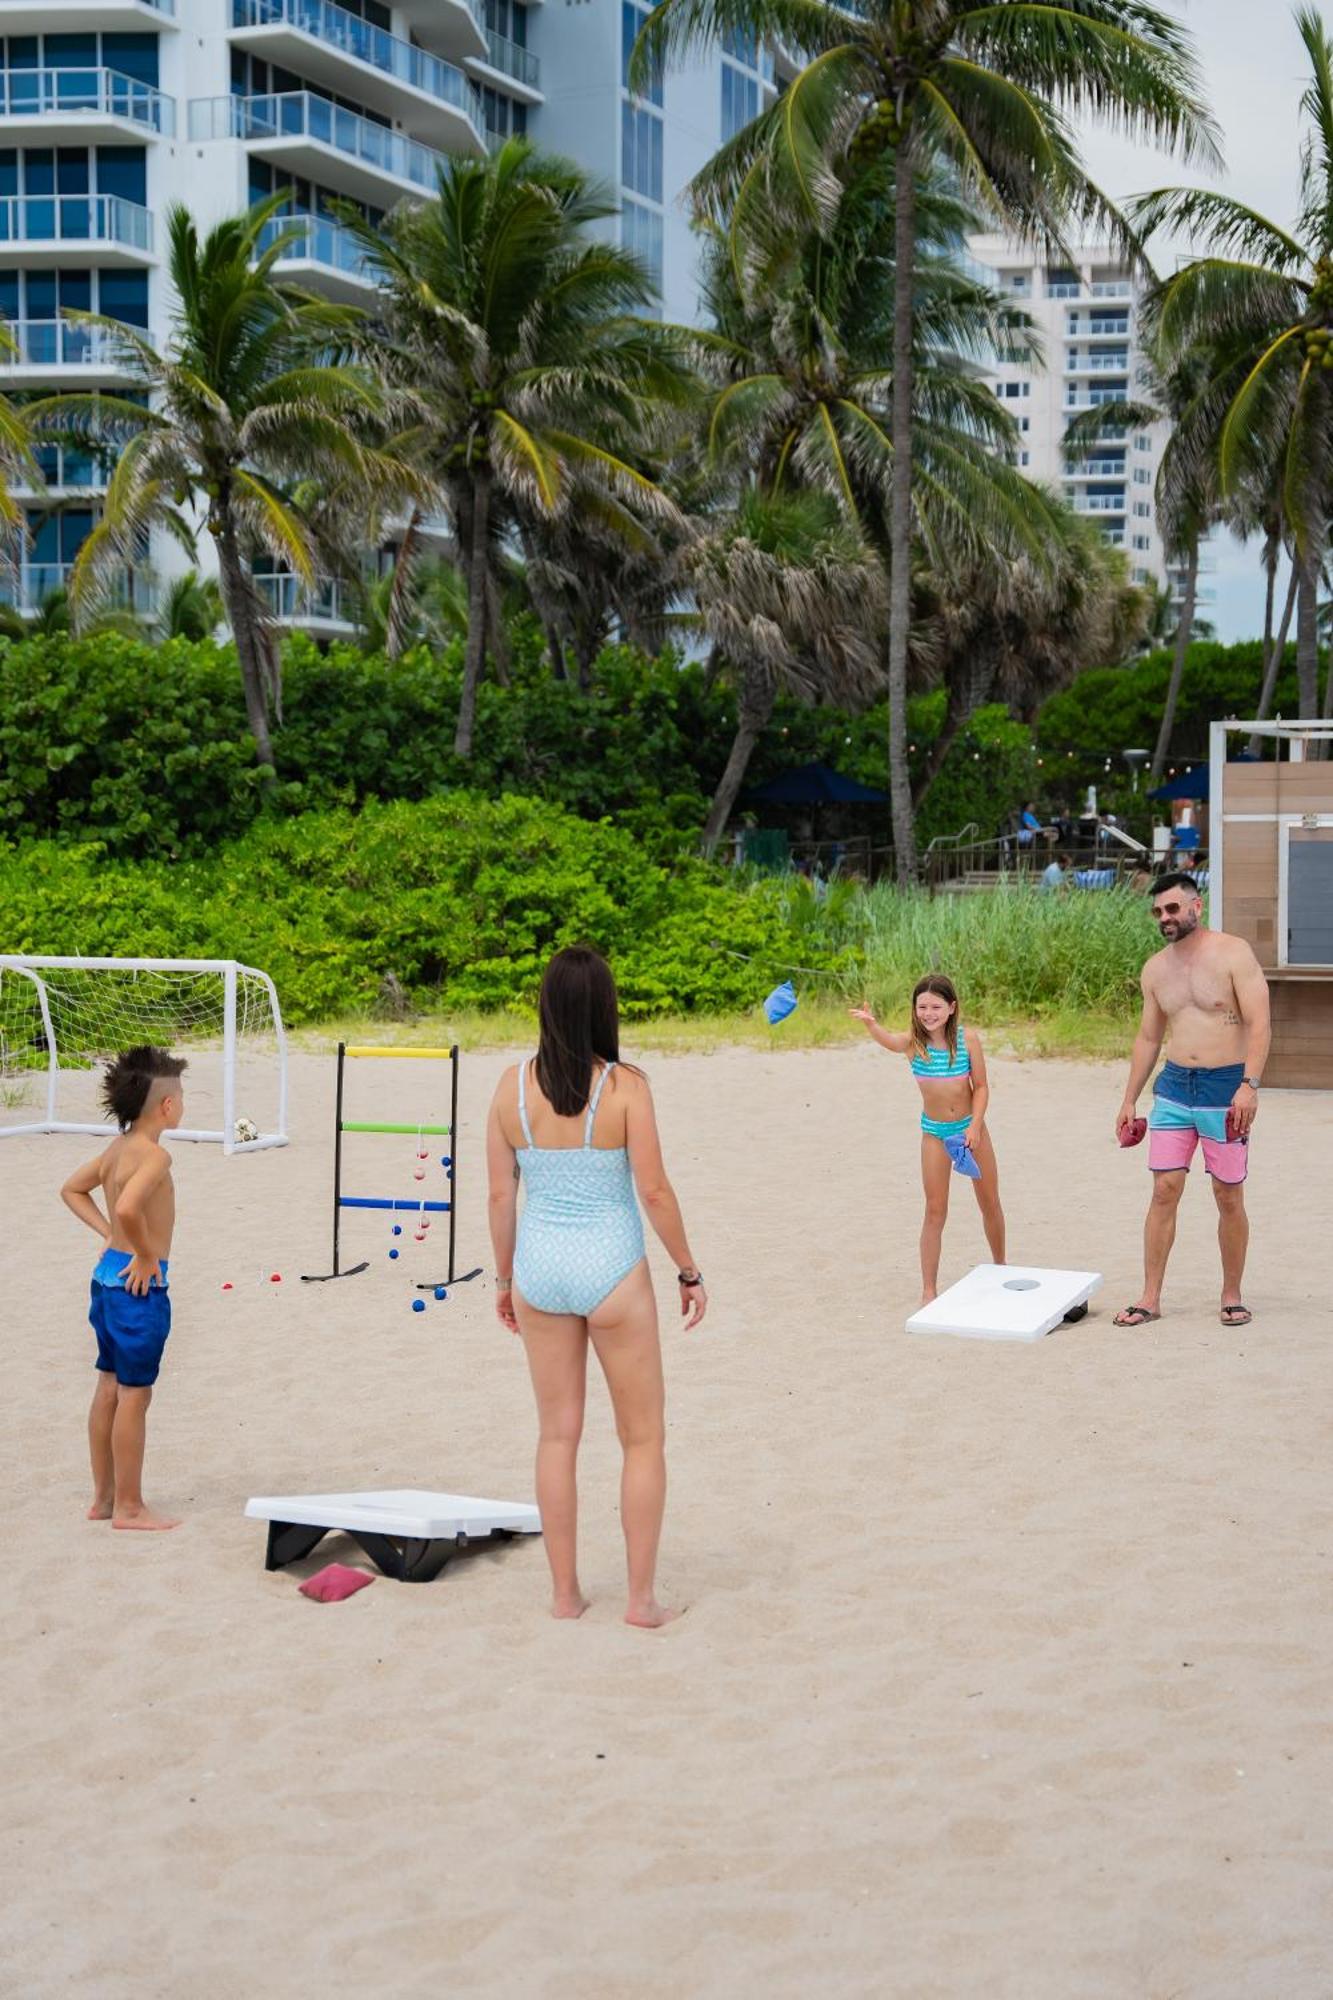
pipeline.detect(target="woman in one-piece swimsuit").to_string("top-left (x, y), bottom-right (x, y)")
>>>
top-left (487, 946), bottom-right (706, 1628)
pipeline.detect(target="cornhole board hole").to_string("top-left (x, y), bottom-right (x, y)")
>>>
top-left (906, 1264), bottom-right (1102, 1343)
top-left (245, 1488), bottom-right (541, 1584)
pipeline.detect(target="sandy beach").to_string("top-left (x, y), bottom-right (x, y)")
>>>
top-left (2, 1042), bottom-right (1330, 2000)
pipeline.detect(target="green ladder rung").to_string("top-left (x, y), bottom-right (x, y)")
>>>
top-left (339, 1121), bottom-right (453, 1136)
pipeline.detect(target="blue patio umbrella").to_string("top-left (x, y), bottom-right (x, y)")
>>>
top-left (743, 762), bottom-right (889, 807)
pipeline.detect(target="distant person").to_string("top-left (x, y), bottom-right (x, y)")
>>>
top-left (60, 1046), bottom-right (187, 1531)
top-left (851, 975), bottom-right (1006, 1305)
top-left (1113, 874), bottom-right (1271, 1330)
top-left (1041, 852), bottom-right (1072, 891)
top-left (486, 946), bottom-right (706, 1627)
top-left (1016, 802), bottom-right (1043, 847)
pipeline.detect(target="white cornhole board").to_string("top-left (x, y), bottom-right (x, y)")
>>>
top-left (246, 1488), bottom-right (541, 1581)
top-left (906, 1264), bottom-right (1102, 1342)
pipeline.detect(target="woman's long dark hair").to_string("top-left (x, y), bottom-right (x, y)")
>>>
top-left (534, 946), bottom-right (622, 1116)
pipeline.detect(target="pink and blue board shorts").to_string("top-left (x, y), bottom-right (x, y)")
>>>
top-left (90, 1248), bottom-right (172, 1387)
top-left (1148, 1061), bottom-right (1249, 1184)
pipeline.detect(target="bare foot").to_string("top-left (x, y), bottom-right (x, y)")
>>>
top-left (551, 1593), bottom-right (590, 1620)
top-left (625, 1600), bottom-right (683, 1629)
top-left (86, 1498), bottom-right (114, 1521)
top-left (920, 1290), bottom-right (937, 1306)
top-left (112, 1505), bottom-right (180, 1531)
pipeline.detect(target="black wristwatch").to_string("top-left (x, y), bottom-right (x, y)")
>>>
top-left (678, 1269), bottom-right (703, 1287)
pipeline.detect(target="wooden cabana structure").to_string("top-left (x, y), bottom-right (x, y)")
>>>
top-left (1209, 720), bottom-right (1333, 1089)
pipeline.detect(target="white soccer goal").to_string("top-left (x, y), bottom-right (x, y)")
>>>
top-left (0, 957), bottom-right (288, 1153)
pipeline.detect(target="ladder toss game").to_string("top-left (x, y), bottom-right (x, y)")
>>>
top-left (301, 1042), bottom-right (482, 1288)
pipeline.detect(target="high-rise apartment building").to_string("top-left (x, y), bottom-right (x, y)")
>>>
top-left (0, 0), bottom-right (774, 622)
top-left (967, 232), bottom-right (1214, 614)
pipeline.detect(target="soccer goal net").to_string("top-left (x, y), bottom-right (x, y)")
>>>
top-left (0, 957), bottom-right (288, 1152)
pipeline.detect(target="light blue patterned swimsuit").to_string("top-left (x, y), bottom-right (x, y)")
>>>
top-left (513, 1059), bottom-right (646, 1316)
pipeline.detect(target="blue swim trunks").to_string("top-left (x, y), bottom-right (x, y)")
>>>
top-left (90, 1249), bottom-right (172, 1387)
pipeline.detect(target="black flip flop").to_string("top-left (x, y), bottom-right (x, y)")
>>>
top-left (1112, 1304), bottom-right (1161, 1328)
top-left (1220, 1303), bottom-right (1253, 1326)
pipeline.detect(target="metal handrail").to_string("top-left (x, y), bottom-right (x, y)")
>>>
top-left (189, 92), bottom-right (462, 190)
top-left (258, 212), bottom-right (374, 280)
top-left (0, 67), bottom-right (174, 133)
top-left (231, 0), bottom-right (483, 123)
top-left (479, 29), bottom-right (540, 87)
top-left (0, 319), bottom-right (141, 368)
top-left (0, 193), bottom-right (153, 249)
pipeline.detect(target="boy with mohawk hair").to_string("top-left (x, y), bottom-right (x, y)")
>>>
top-left (61, 1046), bottom-right (187, 1530)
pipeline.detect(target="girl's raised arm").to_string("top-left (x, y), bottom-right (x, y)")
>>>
top-left (849, 1004), bottom-right (912, 1055)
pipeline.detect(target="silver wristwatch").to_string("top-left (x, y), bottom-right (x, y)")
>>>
top-left (1243, 1076), bottom-right (1262, 1090)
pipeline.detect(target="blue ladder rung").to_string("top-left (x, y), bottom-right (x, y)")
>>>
top-left (338, 1197), bottom-right (452, 1212)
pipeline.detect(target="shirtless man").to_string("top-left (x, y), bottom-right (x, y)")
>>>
top-left (1113, 873), bottom-right (1271, 1329)
top-left (61, 1046), bottom-right (187, 1529)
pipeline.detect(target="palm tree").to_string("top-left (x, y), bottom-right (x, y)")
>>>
top-left (1132, 6), bottom-right (1333, 732)
top-left (1063, 337), bottom-right (1216, 784)
top-left (341, 140), bottom-right (696, 756)
top-left (911, 504), bottom-right (1146, 808)
top-left (686, 486), bottom-right (885, 850)
top-left (634, 0), bottom-right (1218, 876)
top-left (28, 198), bottom-right (401, 771)
top-left (158, 569), bottom-right (224, 643)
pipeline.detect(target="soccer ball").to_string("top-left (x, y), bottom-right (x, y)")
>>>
top-left (234, 1116), bottom-right (259, 1145)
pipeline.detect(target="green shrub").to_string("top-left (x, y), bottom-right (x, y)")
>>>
top-left (0, 793), bottom-right (852, 1021)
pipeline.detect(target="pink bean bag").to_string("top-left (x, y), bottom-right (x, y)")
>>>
top-left (298, 1563), bottom-right (375, 1603)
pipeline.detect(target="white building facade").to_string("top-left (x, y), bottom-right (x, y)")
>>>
top-left (0, 0), bottom-right (771, 620)
top-left (967, 233), bottom-right (1214, 615)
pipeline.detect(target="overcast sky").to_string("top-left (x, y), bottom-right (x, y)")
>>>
top-left (1073, 0), bottom-right (1315, 641)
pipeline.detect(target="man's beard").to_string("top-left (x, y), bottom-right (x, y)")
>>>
top-left (1160, 914), bottom-right (1200, 941)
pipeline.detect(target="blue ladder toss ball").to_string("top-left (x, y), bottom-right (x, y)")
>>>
top-left (434, 1287), bottom-right (447, 1301)
top-left (391, 1224), bottom-right (402, 1236)
top-left (389, 1248), bottom-right (399, 1260)
top-left (412, 1298), bottom-right (426, 1313)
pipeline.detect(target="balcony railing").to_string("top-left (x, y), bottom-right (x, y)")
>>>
top-left (1087, 316), bottom-right (1130, 334)
top-left (231, 0), bottom-right (482, 124)
top-left (0, 318), bottom-right (143, 368)
top-left (0, 562), bottom-right (156, 613)
top-left (1074, 495), bottom-right (1126, 514)
top-left (1071, 457), bottom-right (1127, 476)
top-left (258, 211), bottom-right (375, 283)
top-left (0, 67), bottom-right (174, 134)
top-left (1090, 281), bottom-right (1132, 298)
top-left (0, 193), bottom-right (152, 250)
top-left (1047, 280), bottom-right (1081, 298)
top-left (253, 570), bottom-right (350, 622)
top-left (190, 92), bottom-right (454, 193)
top-left (479, 29), bottom-right (540, 87)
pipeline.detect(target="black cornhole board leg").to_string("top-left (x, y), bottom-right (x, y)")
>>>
top-left (350, 1530), bottom-right (463, 1583)
top-left (1063, 1302), bottom-right (1090, 1324)
top-left (265, 1521), bottom-right (329, 1571)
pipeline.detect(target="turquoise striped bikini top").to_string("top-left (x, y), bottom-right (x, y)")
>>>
top-left (910, 1038), bottom-right (971, 1080)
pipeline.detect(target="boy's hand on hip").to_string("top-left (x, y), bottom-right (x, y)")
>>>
top-left (125, 1255), bottom-right (161, 1297)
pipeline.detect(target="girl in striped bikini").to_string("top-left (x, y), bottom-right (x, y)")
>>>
top-left (851, 974), bottom-right (1007, 1304)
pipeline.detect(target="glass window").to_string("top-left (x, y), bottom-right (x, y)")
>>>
top-left (621, 99), bottom-right (662, 202)
top-left (24, 149), bottom-right (55, 197)
top-left (95, 146), bottom-right (146, 205)
top-left (720, 61), bottom-right (757, 141)
top-left (723, 23), bottom-right (757, 65)
top-left (25, 269), bottom-right (56, 317)
top-left (57, 148), bottom-right (90, 194)
top-left (57, 267), bottom-right (92, 311)
top-left (621, 0), bottom-right (662, 104)
top-left (99, 269), bottom-right (148, 326)
top-left (45, 32), bottom-right (97, 66)
top-left (621, 194), bottom-right (662, 291)
top-left (101, 34), bottom-right (159, 85)
top-left (4, 37), bottom-right (39, 70)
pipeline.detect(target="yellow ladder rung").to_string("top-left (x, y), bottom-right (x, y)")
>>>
top-left (343, 1046), bottom-right (456, 1059)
